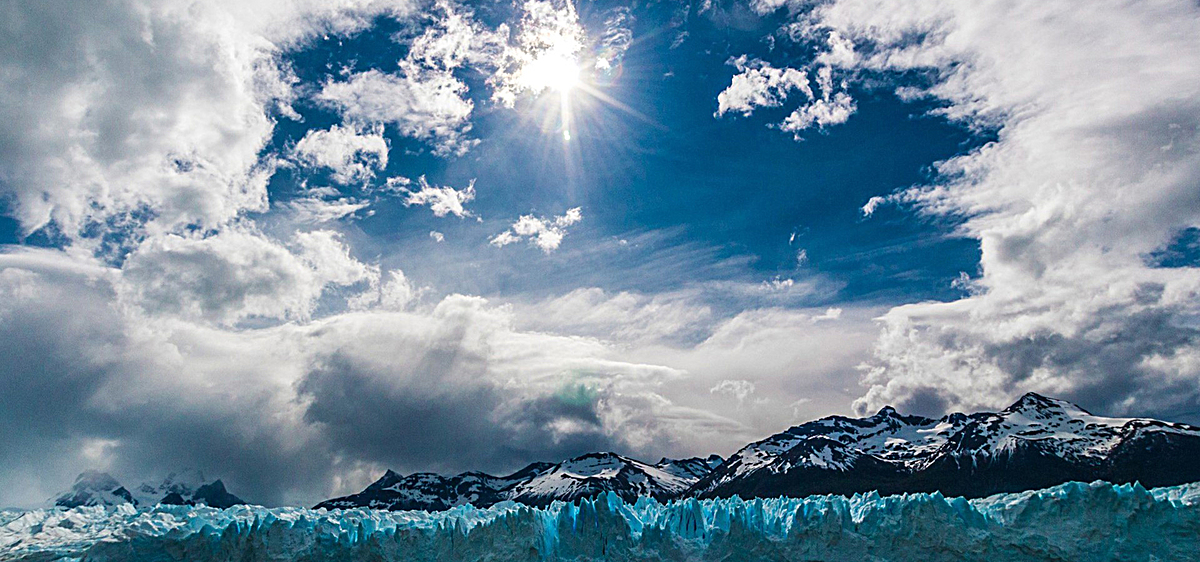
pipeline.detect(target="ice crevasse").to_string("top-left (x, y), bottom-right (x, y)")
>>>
top-left (3, 480), bottom-right (1199, 561)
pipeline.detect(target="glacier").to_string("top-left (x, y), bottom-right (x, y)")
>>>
top-left (3, 480), bottom-right (1199, 561)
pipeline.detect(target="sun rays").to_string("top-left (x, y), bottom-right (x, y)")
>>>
top-left (489, 0), bottom-right (659, 157)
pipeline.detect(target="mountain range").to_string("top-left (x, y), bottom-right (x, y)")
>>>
top-left (316, 392), bottom-right (1200, 511)
top-left (52, 469), bottom-right (244, 509)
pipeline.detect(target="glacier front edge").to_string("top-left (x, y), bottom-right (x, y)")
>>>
top-left (3, 480), bottom-right (1199, 561)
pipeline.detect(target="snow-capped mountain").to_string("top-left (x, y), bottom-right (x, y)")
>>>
top-left (52, 471), bottom-right (136, 508)
top-left (316, 452), bottom-right (725, 511)
top-left (314, 462), bottom-right (554, 511)
top-left (53, 471), bottom-right (244, 509)
top-left (690, 392), bottom-right (1200, 500)
top-left (653, 454), bottom-right (724, 480)
top-left (315, 392), bottom-right (1200, 511)
top-left (505, 452), bottom-right (699, 506)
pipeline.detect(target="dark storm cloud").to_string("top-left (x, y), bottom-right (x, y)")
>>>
top-left (298, 351), bottom-right (620, 477)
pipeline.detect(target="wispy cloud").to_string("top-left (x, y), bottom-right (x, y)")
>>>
top-left (390, 176), bottom-right (477, 219)
top-left (317, 66), bottom-right (476, 156)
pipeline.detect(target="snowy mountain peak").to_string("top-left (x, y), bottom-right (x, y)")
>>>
top-left (556, 452), bottom-right (626, 478)
top-left (692, 393), bottom-right (1200, 501)
top-left (318, 452), bottom-right (719, 511)
top-left (133, 469), bottom-right (209, 507)
top-left (53, 471), bottom-right (244, 509)
top-left (1001, 392), bottom-right (1091, 416)
top-left (52, 471), bottom-right (135, 508)
top-left (73, 470), bottom-right (122, 491)
top-left (654, 455), bottom-right (725, 480)
top-left (314, 392), bottom-right (1200, 511)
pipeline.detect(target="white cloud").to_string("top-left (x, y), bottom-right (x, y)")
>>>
top-left (281, 195), bottom-right (370, 224)
top-left (861, 195), bottom-right (887, 216)
top-left (0, 0), bottom-right (416, 239)
top-left (594, 7), bottom-right (634, 72)
top-left (780, 92), bottom-right (856, 135)
top-left (710, 379), bottom-right (756, 404)
top-left (398, 176), bottom-right (477, 218)
top-left (811, 307), bottom-right (842, 322)
top-left (316, 65), bottom-right (476, 156)
top-left (787, 66), bottom-right (856, 133)
top-left (0, 0), bottom-right (886, 511)
top-left (3, 253), bottom-right (802, 507)
top-left (762, 277), bottom-right (795, 291)
top-left (292, 124), bottom-right (388, 184)
top-left (489, 0), bottom-right (587, 105)
top-left (716, 56), bottom-right (811, 116)
top-left (310, 0), bottom-right (515, 158)
top-left (716, 57), bottom-right (855, 138)
top-left (118, 228), bottom-right (375, 325)
top-left (490, 207), bottom-right (583, 253)
top-left (403, 0), bottom-right (506, 71)
top-left (429, 230), bottom-right (445, 242)
top-left (513, 287), bottom-right (714, 343)
top-left (772, 0), bottom-right (1200, 417)
top-left (349, 269), bottom-right (418, 311)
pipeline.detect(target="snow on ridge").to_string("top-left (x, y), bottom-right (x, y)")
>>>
top-left (702, 392), bottom-right (1200, 493)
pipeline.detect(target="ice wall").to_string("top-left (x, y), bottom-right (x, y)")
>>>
top-left (3, 480), bottom-right (1198, 561)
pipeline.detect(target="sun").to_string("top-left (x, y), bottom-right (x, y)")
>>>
top-left (517, 50), bottom-right (581, 95)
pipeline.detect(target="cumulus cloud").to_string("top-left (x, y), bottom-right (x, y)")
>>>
top-left (490, 207), bottom-right (583, 253)
top-left (759, 0), bottom-right (1200, 418)
top-left (716, 56), bottom-right (811, 116)
top-left (348, 269), bottom-right (419, 311)
top-left (292, 124), bottom-right (388, 184)
top-left (118, 229), bottom-right (376, 325)
top-left (0, 0), bottom-right (416, 239)
top-left (710, 379), bottom-right (756, 404)
top-left (716, 56), bottom-right (854, 138)
top-left (779, 88), bottom-right (855, 135)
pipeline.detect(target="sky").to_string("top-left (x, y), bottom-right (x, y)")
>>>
top-left (1, 0), bottom-right (1199, 508)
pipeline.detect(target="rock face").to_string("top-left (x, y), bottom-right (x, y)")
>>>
top-left (318, 392), bottom-right (1200, 511)
top-left (691, 392), bottom-right (1200, 500)
top-left (52, 470), bottom-right (245, 509)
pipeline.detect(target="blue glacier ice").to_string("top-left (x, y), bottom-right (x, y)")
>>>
top-left (3, 480), bottom-right (1199, 561)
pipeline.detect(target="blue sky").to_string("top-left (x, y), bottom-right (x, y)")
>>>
top-left (2, 0), bottom-right (1200, 507)
top-left (253, 2), bottom-right (984, 308)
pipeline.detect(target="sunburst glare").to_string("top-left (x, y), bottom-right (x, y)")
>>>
top-left (490, 1), bottom-right (656, 153)
top-left (516, 49), bottom-right (581, 95)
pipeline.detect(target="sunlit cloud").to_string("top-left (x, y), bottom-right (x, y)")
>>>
top-left (491, 1), bottom-right (586, 104)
